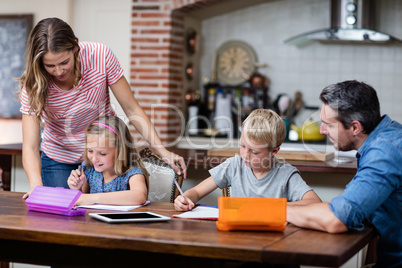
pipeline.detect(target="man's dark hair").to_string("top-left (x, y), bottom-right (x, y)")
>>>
top-left (319, 80), bottom-right (381, 134)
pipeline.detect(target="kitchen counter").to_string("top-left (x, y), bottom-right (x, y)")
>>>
top-left (168, 147), bottom-right (357, 174)
top-left (0, 143), bottom-right (357, 192)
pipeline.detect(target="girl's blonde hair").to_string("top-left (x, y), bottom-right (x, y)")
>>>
top-left (241, 109), bottom-right (286, 150)
top-left (84, 116), bottom-right (149, 195)
top-left (17, 17), bottom-right (81, 120)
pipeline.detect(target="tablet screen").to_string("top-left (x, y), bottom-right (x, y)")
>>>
top-left (89, 212), bottom-right (171, 223)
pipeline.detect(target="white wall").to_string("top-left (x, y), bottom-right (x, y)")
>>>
top-left (0, 0), bottom-right (73, 25)
top-left (72, 0), bottom-right (132, 120)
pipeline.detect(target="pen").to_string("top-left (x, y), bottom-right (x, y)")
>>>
top-left (173, 178), bottom-right (192, 208)
top-left (78, 165), bottom-right (83, 181)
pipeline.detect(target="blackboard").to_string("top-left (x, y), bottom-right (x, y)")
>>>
top-left (0, 15), bottom-right (33, 118)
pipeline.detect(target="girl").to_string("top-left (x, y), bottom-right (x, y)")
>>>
top-left (68, 116), bottom-right (149, 206)
top-left (18, 17), bottom-right (185, 199)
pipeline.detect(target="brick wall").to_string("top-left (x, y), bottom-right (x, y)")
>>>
top-left (130, 0), bottom-right (183, 144)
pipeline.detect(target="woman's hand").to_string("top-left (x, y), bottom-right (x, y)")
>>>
top-left (67, 167), bottom-right (86, 190)
top-left (22, 192), bottom-right (31, 200)
top-left (174, 195), bottom-right (194, 211)
top-left (158, 150), bottom-right (187, 179)
top-left (22, 183), bottom-right (43, 200)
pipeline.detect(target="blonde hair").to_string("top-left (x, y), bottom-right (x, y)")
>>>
top-left (84, 116), bottom-right (149, 195)
top-left (241, 109), bottom-right (286, 150)
top-left (17, 17), bottom-right (81, 120)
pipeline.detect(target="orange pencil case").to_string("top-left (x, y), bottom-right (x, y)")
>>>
top-left (216, 197), bottom-right (287, 232)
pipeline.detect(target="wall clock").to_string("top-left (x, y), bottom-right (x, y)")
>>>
top-left (215, 40), bottom-right (258, 86)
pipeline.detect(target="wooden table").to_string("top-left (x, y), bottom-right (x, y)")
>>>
top-left (0, 191), bottom-right (375, 267)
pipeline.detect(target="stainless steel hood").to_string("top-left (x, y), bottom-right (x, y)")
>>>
top-left (285, 0), bottom-right (402, 46)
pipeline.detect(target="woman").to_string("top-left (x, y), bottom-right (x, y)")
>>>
top-left (18, 17), bottom-right (186, 198)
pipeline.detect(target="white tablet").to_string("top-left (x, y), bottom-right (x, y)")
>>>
top-left (89, 211), bottom-right (171, 223)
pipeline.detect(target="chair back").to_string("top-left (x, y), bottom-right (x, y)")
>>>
top-left (139, 148), bottom-right (183, 203)
top-left (222, 187), bottom-right (231, 197)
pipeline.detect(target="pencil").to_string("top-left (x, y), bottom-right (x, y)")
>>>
top-left (78, 165), bottom-right (83, 181)
top-left (173, 178), bottom-right (191, 206)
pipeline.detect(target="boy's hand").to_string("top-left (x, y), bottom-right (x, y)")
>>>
top-left (67, 166), bottom-right (86, 190)
top-left (174, 195), bottom-right (194, 211)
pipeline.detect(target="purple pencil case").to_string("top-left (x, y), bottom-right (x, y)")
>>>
top-left (26, 186), bottom-right (86, 216)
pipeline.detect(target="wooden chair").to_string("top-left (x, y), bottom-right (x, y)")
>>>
top-left (222, 187), bottom-right (231, 197)
top-left (139, 147), bottom-right (183, 203)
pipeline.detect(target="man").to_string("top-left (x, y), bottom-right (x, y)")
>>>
top-left (287, 80), bottom-right (402, 268)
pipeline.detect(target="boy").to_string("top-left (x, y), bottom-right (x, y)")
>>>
top-left (175, 109), bottom-right (321, 211)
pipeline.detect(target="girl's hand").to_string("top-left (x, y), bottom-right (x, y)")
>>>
top-left (174, 195), bottom-right (194, 212)
top-left (74, 194), bottom-right (92, 206)
top-left (67, 167), bottom-right (86, 190)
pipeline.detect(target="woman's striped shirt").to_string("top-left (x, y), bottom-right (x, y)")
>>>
top-left (20, 42), bottom-right (124, 164)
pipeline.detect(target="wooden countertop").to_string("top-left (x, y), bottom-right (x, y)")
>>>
top-left (168, 147), bottom-right (357, 174)
top-left (0, 143), bottom-right (22, 155)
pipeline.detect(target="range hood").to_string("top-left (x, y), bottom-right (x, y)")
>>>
top-left (285, 0), bottom-right (402, 46)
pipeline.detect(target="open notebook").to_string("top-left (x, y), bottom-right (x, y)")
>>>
top-left (173, 205), bottom-right (219, 220)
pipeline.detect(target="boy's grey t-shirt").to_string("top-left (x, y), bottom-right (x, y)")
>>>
top-left (209, 155), bottom-right (312, 201)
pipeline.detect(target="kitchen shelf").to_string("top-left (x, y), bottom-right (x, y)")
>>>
top-left (200, 83), bottom-right (270, 138)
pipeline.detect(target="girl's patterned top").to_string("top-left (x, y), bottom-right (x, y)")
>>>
top-left (82, 162), bottom-right (144, 193)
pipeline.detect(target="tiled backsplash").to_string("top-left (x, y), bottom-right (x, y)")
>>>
top-left (200, 0), bottom-right (402, 122)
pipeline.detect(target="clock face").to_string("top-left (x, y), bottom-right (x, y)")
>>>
top-left (216, 40), bottom-right (257, 85)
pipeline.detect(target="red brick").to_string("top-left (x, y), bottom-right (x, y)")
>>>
top-left (132, 21), bottom-right (160, 26)
top-left (130, 83), bottom-right (159, 88)
top-left (141, 29), bottom-right (171, 35)
top-left (139, 75), bottom-right (170, 80)
top-left (140, 13), bottom-right (170, 18)
top-left (140, 60), bottom-right (169, 65)
top-left (139, 45), bottom-right (170, 50)
top-left (131, 68), bottom-right (159, 73)
top-left (138, 91), bottom-right (169, 95)
top-left (131, 53), bottom-right (159, 58)
top-left (132, 5), bottom-right (160, 11)
top-left (131, 37), bottom-right (159, 43)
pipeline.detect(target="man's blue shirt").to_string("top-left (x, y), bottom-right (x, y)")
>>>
top-left (329, 115), bottom-right (402, 268)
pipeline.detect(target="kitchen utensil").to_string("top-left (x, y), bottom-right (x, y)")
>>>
top-left (290, 119), bottom-right (325, 141)
top-left (277, 94), bottom-right (290, 117)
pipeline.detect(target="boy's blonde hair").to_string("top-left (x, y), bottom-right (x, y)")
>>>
top-left (241, 109), bottom-right (286, 150)
top-left (84, 116), bottom-right (149, 195)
